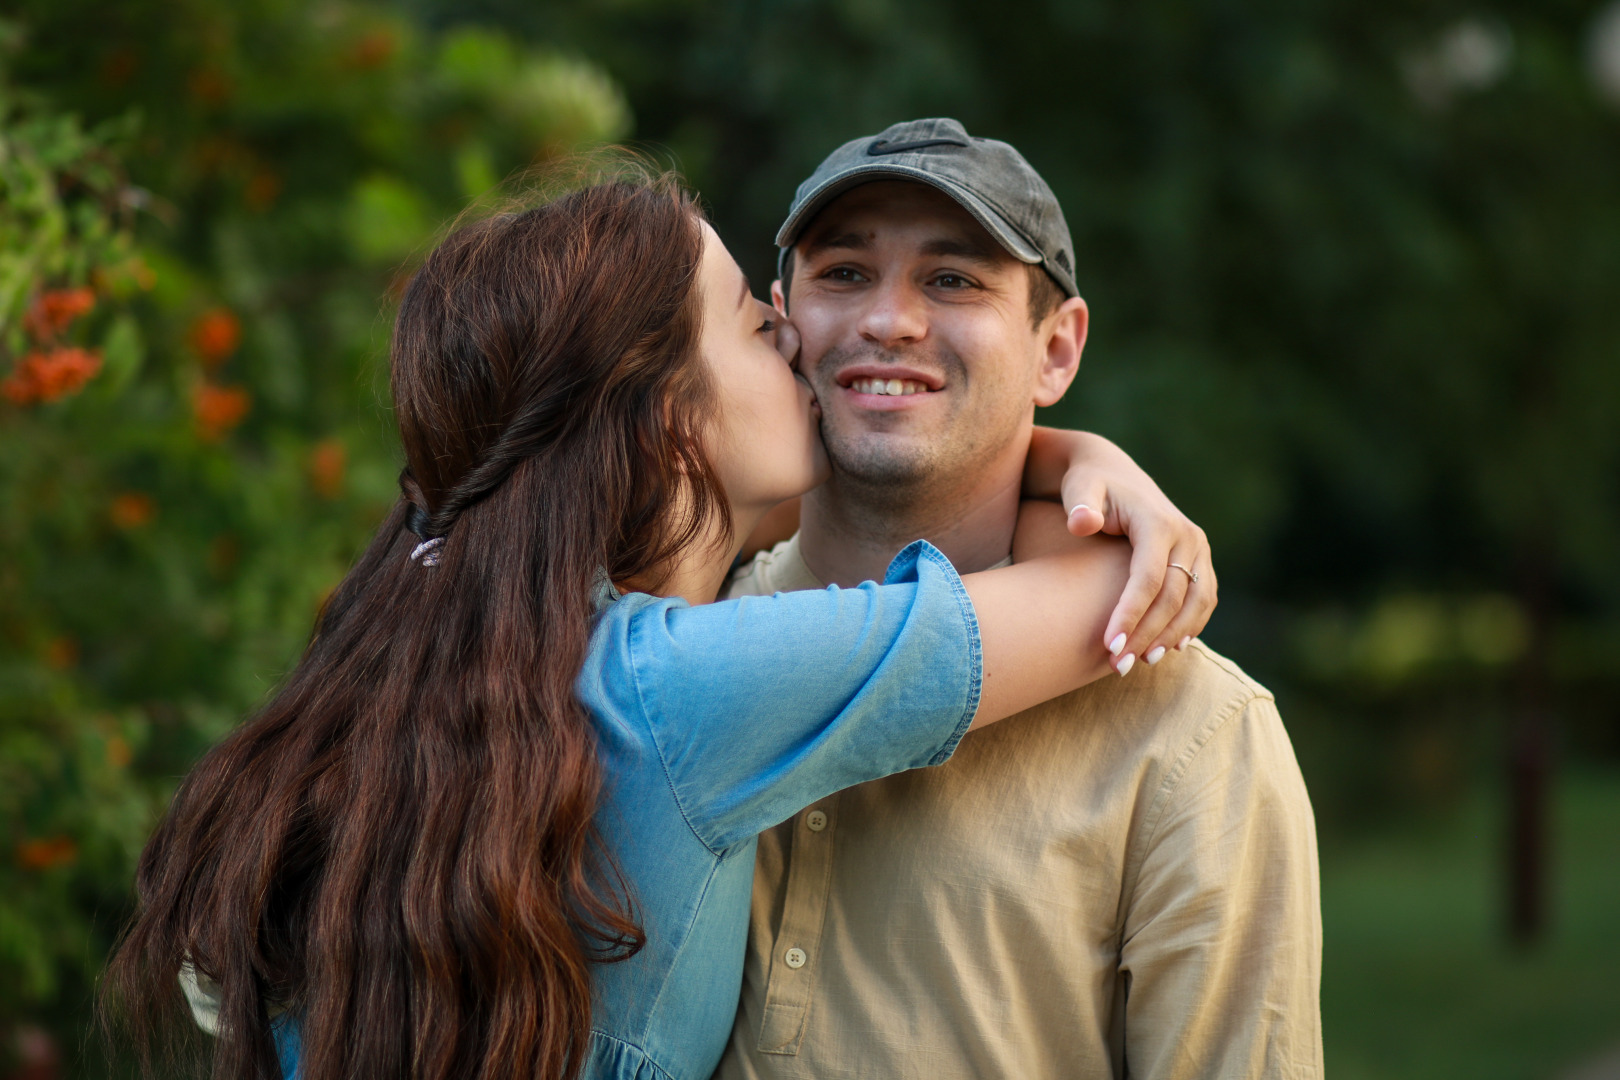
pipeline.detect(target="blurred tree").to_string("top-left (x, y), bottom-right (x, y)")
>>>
top-left (0, 1), bottom-right (628, 1065)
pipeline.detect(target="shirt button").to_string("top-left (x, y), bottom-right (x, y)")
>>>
top-left (805, 809), bottom-right (828, 832)
top-left (784, 947), bottom-right (807, 969)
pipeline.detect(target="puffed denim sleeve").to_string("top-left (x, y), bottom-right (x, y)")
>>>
top-left (581, 540), bottom-right (981, 853)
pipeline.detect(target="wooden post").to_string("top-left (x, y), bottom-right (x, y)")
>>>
top-left (1507, 705), bottom-right (1549, 943)
top-left (1508, 553), bottom-right (1553, 945)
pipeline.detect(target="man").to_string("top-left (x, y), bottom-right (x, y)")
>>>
top-left (715, 119), bottom-right (1322, 1079)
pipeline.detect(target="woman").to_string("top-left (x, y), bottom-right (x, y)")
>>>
top-left (106, 170), bottom-right (1212, 1080)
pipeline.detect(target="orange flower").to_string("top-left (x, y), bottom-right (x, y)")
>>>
top-left (101, 46), bottom-right (139, 87)
top-left (346, 28), bottom-right (399, 70)
top-left (208, 533), bottom-right (241, 576)
top-left (1, 348), bottom-right (104, 405)
top-left (110, 492), bottom-right (156, 529)
top-left (2, 370), bottom-right (29, 406)
top-left (188, 67), bottom-right (232, 105)
top-left (189, 308), bottom-right (242, 367)
top-left (245, 170), bottom-right (283, 211)
top-left (194, 383), bottom-right (252, 441)
top-left (24, 288), bottom-right (96, 342)
top-left (308, 438), bottom-right (347, 499)
top-left (91, 257), bottom-right (157, 294)
top-left (192, 135), bottom-right (245, 174)
top-left (44, 637), bottom-right (79, 670)
top-left (17, 836), bottom-right (78, 870)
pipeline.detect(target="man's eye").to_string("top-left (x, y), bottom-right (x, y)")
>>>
top-left (932, 273), bottom-right (972, 289)
top-left (824, 267), bottom-right (866, 283)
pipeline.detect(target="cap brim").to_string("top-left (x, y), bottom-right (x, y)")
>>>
top-left (775, 164), bottom-right (1044, 265)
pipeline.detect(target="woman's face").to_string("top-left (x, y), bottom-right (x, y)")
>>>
top-left (696, 220), bottom-right (828, 529)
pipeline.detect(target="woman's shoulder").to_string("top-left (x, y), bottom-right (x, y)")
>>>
top-left (578, 592), bottom-right (678, 721)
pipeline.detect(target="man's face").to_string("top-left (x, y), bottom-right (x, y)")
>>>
top-left (782, 181), bottom-right (1067, 488)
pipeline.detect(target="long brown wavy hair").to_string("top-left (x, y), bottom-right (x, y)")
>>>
top-left (103, 167), bottom-right (728, 1080)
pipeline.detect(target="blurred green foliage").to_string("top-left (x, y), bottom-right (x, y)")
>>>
top-left (0, 0), bottom-right (627, 1065)
top-left (3, 0), bottom-right (1619, 1074)
top-left (1323, 768), bottom-right (1620, 1079)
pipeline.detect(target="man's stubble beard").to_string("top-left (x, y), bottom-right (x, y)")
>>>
top-left (809, 342), bottom-right (1029, 526)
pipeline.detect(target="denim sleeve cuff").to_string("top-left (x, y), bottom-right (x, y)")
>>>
top-left (885, 540), bottom-right (982, 766)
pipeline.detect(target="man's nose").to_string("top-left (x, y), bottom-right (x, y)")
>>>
top-left (856, 278), bottom-right (928, 349)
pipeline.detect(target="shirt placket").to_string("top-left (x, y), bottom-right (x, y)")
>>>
top-left (755, 794), bottom-right (838, 1055)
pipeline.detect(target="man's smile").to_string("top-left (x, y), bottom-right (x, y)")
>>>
top-left (848, 377), bottom-right (928, 396)
top-left (832, 363), bottom-right (945, 410)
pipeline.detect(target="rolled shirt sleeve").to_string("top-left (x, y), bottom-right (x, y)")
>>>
top-left (586, 539), bottom-right (983, 854)
top-left (1119, 694), bottom-right (1324, 1079)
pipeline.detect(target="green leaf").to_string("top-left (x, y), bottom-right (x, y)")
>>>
top-left (502, 54), bottom-right (633, 151)
top-left (96, 315), bottom-right (143, 399)
top-left (346, 174), bottom-right (434, 263)
top-left (437, 27), bottom-right (519, 97)
top-left (454, 140), bottom-right (499, 202)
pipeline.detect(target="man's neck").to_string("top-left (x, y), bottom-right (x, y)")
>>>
top-left (798, 438), bottom-right (1028, 588)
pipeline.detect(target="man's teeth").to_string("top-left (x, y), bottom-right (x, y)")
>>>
top-left (851, 378), bottom-right (930, 396)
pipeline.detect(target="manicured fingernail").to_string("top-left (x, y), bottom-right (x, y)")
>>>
top-left (1108, 633), bottom-right (1127, 656)
top-left (1116, 653), bottom-right (1136, 676)
top-left (1068, 504), bottom-right (1090, 518)
top-left (1145, 646), bottom-right (1166, 665)
top-left (1177, 636), bottom-right (1191, 651)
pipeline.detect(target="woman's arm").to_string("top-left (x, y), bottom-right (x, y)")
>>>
top-left (629, 531), bottom-right (1141, 846)
top-left (1023, 427), bottom-right (1216, 671)
top-left (961, 503), bottom-right (1131, 729)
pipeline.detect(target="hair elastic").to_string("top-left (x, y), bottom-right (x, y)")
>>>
top-left (409, 537), bottom-right (444, 567)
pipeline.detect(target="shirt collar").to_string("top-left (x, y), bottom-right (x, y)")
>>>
top-left (591, 567), bottom-right (621, 612)
top-left (772, 532), bottom-right (1012, 589)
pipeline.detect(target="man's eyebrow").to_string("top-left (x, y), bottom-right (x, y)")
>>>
top-left (801, 231), bottom-right (869, 259)
top-left (918, 235), bottom-right (1003, 263)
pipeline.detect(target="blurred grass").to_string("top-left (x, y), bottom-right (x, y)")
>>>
top-left (1324, 767), bottom-right (1620, 1079)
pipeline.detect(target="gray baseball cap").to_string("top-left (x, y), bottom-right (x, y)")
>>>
top-left (775, 117), bottom-right (1078, 298)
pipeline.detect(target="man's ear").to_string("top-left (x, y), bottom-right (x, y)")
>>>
top-left (770, 279), bottom-right (788, 317)
top-left (1033, 296), bottom-right (1088, 408)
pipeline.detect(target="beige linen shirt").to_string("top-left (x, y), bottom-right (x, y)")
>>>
top-left (716, 535), bottom-right (1323, 1080)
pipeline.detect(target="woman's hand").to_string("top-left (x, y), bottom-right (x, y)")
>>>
top-left (1020, 428), bottom-right (1217, 674)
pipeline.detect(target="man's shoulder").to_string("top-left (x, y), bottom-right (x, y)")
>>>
top-left (1162, 639), bottom-right (1274, 712)
top-left (1131, 641), bottom-right (1282, 774)
top-left (1022, 638), bottom-right (1272, 738)
top-left (955, 639), bottom-right (1283, 803)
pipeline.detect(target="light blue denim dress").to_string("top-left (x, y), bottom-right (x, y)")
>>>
top-left (270, 539), bottom-right (981, 1080)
